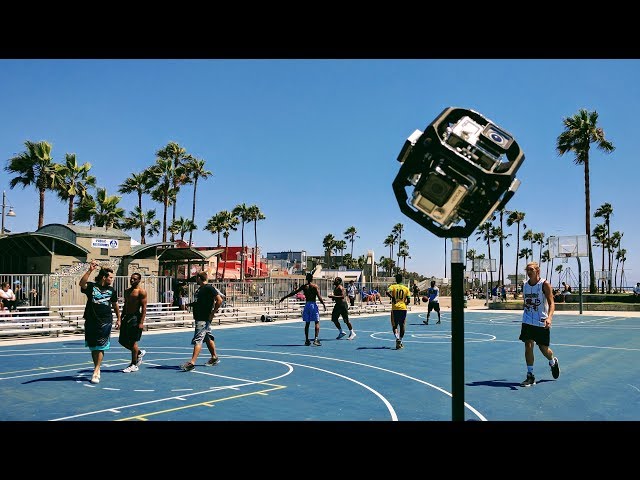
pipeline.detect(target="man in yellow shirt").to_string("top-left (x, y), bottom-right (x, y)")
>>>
top-left (386, 273), bottom-right (411, 350)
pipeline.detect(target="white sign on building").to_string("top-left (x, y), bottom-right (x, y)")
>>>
top-left (91, 238), bottom-right (119, 249)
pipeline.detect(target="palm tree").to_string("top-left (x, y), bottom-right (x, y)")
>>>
top-left (506, 210), bottom-right (526, 295)
top-left (211, 210), bottom-right (238, 280)
top-left (148, 157), bottom-right (175, 243)
top-left (496, 208), bottom-right (511, 287)
top-left (118, 169), bottom-right (155, 243)
top-left (383, 234), bottom-right (395, 261)
top-left (533, 232), bottom-right (545, 263)
top-left (55, 153), bottom-right (96, 224)
top-left (205, 213), bottom-right (226, 279)
top-left (73, 193), bottom-right (98, 226)
top-left (475, 221), bottom-right (497, 286)
top-left (92, 188), bottom-right (125, 229)
top-left (184, 157), bottom-right (212, 247)
top-left (246, 205), bottom-right (266, 278)
top-left (156, 142), bottom-right (192, 242)
top-left (322, 234), bottom-right (336, 268)
top-left (169, 216), bottom-right (197, 242)
top-left (121, 207), bottom-right (161, 244)
top-left (398, 239), bottom-right (410, 273)
top-left (392, 223), bottom-right (404, 267)
top-left (556, 109), bottom-right (615, 293)
top-left (5, 140), bottom-right (62, 229)
top-left (555, 264), bottom-right (564, 289)
top-left (593, 223), bottom-right (608, 293)
top-left (232, 203), bottom-right (251, 281)
top-left (610, 231), bottom-right (623, 291)
top-left (615, 247), bottom-right (627, 291)
top-left (344, 226), bottom-right (359, 257)
top-left (594, 202), bottom-right (614, 292)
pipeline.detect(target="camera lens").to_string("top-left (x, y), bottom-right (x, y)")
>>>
top-left (419, 173), bottom-right (454, 206)
top-left (490, 132), bottom-right (504, 143)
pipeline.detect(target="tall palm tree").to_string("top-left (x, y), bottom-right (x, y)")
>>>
top-left (496, 208), bottom-right (511, 287)
top-left (344, 226), bottom-right (359, 257)
top-left (506, 210), bottom-right (526, 295)
top-left (392, 223), bottom-right (404, 267)
top-left (594, 202), bottom-right (613, 292)
top-left (475, 221), bottom-right (497, 286)
top-left (246, 205), bottom-right (266, 277)
top-left (232, 203), bottom-right (251, 281)
top-left (556, 108), bottom-right (615, 293)
top-left (55, 153), bottom-right (97, 224)
top-left (119, 169), bottom-right (155, 243)
top-left (398, 239), bottom-right (410, 274)
top-left (205, 212), bottom-right (226, 279)
top-left (383, 234), bottom-right (395, 261)
top-left (322, 234), bottom-right (336, 268)
top-left (184, 157), bottom-right (212, 247)
top-left (615, 247), bottom-right (626, 291)
top-left (156, 142), bottom-right (192, 242)
top-left (610, 231), bottom-right (623, 291)
top-left (533, 232), bottom-right (545, 263)
top-left (148, 157), bottom-right (175, 242)
top-left (5, 140), bottom-right (62, 229)
top-left (593, 223), bottom-right (608, 293)
top-left (211, 210), bottom-right (238, 280)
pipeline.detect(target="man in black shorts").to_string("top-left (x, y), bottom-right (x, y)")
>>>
top-left (328, 277), bottom-right (356, 340)
top-left (423, 280), bottom-right (441, 325)
top-left (118, 272), bottom-right (148, 373)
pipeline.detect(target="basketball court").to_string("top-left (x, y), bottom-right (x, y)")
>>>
top-left (1, 307), bottom-right (638, 422)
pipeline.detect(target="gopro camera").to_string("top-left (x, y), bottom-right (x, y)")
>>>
top-left (392, 107), bottom-right (524, 238)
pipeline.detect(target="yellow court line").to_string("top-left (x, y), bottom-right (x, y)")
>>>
top-left (117, 384), bottom-right (287, 421)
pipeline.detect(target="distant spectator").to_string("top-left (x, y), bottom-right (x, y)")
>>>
top-left (633, 283), bottom-right (640, 296)
top-left (0, 282), bottom-right (17, 311)
top-left (501, 285), bottom-right (507, 302)
top-left (412, 284), bottom-right (421, 305)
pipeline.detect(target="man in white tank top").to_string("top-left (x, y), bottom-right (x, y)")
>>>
top-left (519, 261), bottom-right (560, 387)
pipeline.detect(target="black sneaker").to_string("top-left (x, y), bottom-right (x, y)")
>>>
top-left (520, 373), bottom-right (535, 387)
top-left (304, 340), bottom-right (311, 346)
top-left (395, 339), bottom-right (404, 350)
top-left (550, 357), bottom-right (560, 379)
top-left (180, 362), bottom-right (195, 372)
top-left (205, 357), bottom-right (220, 367)
top-left (436, 320), bottom-right (441, 324)
top-left (423, 320), bottom-right (429, 325)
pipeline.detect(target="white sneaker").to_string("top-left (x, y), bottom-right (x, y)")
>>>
top-left (123, 364), bottom-right (139, 373)
top-left (136, 349), bottom-right (146, 367)
top-left (90, 372), bottom-right (100, 384)
top-left (348, 331), bottom-right (356, 340)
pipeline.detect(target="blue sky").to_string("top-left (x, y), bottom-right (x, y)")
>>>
top-left (0, 59), bottom-right (637, 287)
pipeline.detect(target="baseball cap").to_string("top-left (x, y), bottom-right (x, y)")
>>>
top-left (13, 280), bottom-right (20, 285)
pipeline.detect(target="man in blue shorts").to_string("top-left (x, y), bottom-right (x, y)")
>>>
top-left (280, 272), bottom-right (326, 346)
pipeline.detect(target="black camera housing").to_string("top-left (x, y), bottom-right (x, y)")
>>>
top-left (392, 107), bottom-right (524, 238)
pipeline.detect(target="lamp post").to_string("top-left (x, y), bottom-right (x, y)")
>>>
top-left (1, 191), bottom-right (16, 234)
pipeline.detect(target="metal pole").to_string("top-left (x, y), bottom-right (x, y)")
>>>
top-left (577, 257), bottom-right (583, 315)
top-left (451, 237), bottom-right (465, 421)
top-left (1, 191), bottom-right (6, 234)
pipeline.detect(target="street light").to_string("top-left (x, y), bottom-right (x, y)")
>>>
top-left (1, 191), bottom-right (16, 235)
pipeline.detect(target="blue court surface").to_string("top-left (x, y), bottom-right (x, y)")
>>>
top-left (1, 309), bottom-right (638, 425)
